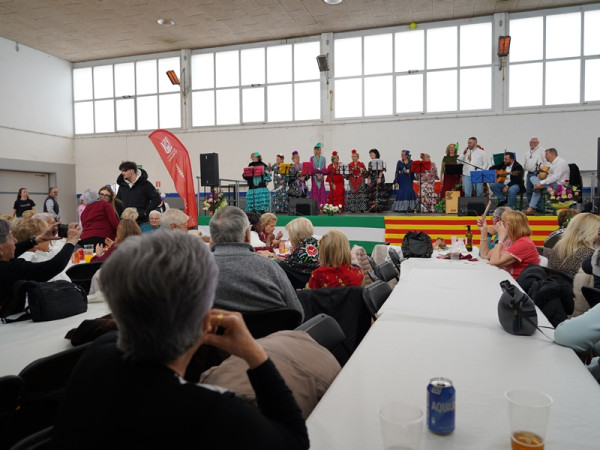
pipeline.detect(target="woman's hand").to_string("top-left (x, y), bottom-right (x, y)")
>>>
top-left (105, 237), bottom-right (114, 247)
top-left (476, 216), bottom-right (487, 233)
top-left (201, 309), bottom-right (268, 369)
top-left (95, 243), bottom-right (105, 256)
top-left (65, 223), bottom-right (82, 245)
top-left (495, 220), bottom-right (508, 242)
top-left (36, 223), bottom-right (61, 243)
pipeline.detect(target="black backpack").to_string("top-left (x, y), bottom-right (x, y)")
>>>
top-left (401, 231), bottom-right (433, 258)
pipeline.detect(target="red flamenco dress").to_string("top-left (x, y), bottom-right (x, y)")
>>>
top-left (326, 163), bottom-right (346, 210)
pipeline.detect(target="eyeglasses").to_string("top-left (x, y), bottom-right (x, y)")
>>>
top-left (99, 193), bottom-right (111, 199)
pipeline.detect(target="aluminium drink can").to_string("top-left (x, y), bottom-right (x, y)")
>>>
top-left (427, 377), bottom-right (455, 435)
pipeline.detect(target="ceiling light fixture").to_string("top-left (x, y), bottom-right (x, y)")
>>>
top-left (324, 0), bottom-right (342, 4)
top-left (157, 18), bottom-right (175, 26)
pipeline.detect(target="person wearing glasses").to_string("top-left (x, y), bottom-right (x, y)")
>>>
top-left (98, 185), bottom-right (125, 218)
top-left (477, 206), bottom-right (512, 259)
top-left (80, 188), bottom-right (121, 248)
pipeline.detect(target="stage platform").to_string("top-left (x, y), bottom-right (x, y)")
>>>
top-left (197, 213), bottom-right (557, 254)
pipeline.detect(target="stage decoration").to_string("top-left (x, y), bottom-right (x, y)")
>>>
top-left (321, 203), bottom-right (342, 216)
top-left (203, 189), bottom-right (227, 215)
top-left (149, 129), bottom-right (198, 227)
top-left (547, 182), bottom-right (580, 211)
top-left (434, 183), bottom-right (462, 212)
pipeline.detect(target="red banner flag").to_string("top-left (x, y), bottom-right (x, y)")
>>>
top-left (149, 129), bottom-right (198, 228)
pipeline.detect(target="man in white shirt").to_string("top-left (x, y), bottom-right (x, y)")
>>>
top-left (457, 136), bottom-right (489, 197)
top-left (524, 148), bottom-right (570, 216)
top-left (523, 137), bottom-right (547, 211)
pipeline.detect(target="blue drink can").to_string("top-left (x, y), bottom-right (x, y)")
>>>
top-left (427, 377), bottom-right (455, 435)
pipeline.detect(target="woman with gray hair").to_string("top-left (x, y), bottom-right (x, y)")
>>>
top-left (52, 231), bottom-right (309, 449)
top-left (80, 188), bottom-right (121, 247)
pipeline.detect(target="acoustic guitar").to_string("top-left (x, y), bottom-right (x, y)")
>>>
top-left (537, 165), bottom-right (550, 180)
top-left (495, 169), bottom-right (522, 183)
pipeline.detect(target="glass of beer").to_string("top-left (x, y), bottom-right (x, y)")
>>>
top-left (505, 389), bottom-right (553, 450)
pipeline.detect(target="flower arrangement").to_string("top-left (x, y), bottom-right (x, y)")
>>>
top-left (203, 189), bottom-right (227, 215)
top-left (321, 203), bottom-right (342, 215)
top-left (547, 182), bottom-right (580, 209)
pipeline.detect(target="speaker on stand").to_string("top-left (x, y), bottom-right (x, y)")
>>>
top-left (200, 153), bottom-right (219, 186)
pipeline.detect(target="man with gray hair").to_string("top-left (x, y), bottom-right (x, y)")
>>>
top-left (159, 209), bottom-right (189, 232)
top-left (209, 206), bottom-right (303, 318)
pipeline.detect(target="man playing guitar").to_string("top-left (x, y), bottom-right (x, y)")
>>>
top-left (490, 152), bottom-right (525, 209)
top-left (524, 148), bottom-right (570, 216)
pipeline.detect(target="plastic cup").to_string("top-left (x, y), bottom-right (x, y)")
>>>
top-left (378, 402), bottom-right (423, 450)
top-left (450, 250), bottom-right (460, 261)
top-left (505, 389), bottom-right (553, 450)
top-left (83, 244), bottom-right (94, 263)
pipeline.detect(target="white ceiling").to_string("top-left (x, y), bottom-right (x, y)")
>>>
top-left (0, 0), bottom-right (596, 63)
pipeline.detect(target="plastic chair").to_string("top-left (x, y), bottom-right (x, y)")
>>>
top-left (0, 375), bottom-right (25, 447)
top-left (581, 286), bottom-right (600, 308)
top-left (362, 280), bottom-right (393, 320)
top-left (240, 308), bottom-right (303, 339)
top-left (296, 314), bottom-right (346, 354)
top-left (8, 426), bottom-right (53, 450)
top-left (65, 262), bottom-right (103, 294)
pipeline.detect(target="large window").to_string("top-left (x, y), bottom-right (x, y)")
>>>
top-left (73, 56), bottom-right (181, 134)
top-left (333, 21), bottom-right (493, 119)
top-left (190, 40), bottom-right (321, 127)
top-left (508, 9), bottom-right (600, 107)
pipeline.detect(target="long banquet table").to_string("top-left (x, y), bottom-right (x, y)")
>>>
top-left (307, 257), bottom-right (600, 449)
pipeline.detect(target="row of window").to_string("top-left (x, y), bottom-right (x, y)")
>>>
top-left (73, 7), bottom-right (600, 135)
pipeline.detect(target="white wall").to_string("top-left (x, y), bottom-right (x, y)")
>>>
top-left (73, 109), bottom-right (600, 196)
top-left (0, 37), bottom-right (77, 220)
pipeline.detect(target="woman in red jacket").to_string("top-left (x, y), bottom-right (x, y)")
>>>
top-left (80, 189), bottom-right (120, 247)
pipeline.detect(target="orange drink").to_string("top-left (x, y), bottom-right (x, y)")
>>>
top-left (512, 431), bottom-right (544, 450)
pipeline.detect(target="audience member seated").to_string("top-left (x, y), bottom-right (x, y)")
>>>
top-left (0, 219), bottom-right (81, 314)
top-left (554, 304), bottom-right (600, 383)
top-left (12, 217), bottom-right (71, 282)
top-left (477, 207), bottom-right (511, 257)
top-left (120, 207), bottom-right (139, 221)
top-left (307, 230), bottom-right (364, 289)
top-left (583, 248), bottom-right (600, 290)
top-left (277, 218), bottom-right (320, 289)
top-left (543, 208), bottom-right (580, 249)
top-left (209, 206), bottom-right (303, 317)
top-left (91, 219), bottom-right (141, 262)
top-left (246, 212), bottom-right (264, 247)
top-left (140, 210), bottom-right (161, 233)
top-left (547, 213), bottom-right (599, 277)
top-left (259, 212), bottom-right (283, 247)
top-left (52, 231), bottom-right (309, 450)
top-left (80, 188), bottom-right (121, 247)
top-left (160, 209), bottom-right (189, 232)
top-left (482, 210), bottom-right (538, 279)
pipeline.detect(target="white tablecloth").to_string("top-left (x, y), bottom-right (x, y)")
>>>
top-left (307, 257), bottom-right (600, 449)
top-left (0, 302), bottom-right (110, 376)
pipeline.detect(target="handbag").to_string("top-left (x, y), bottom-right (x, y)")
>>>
top-left (401, 231), bottom-right (433, 258)
top-left (497, 280), bottom-right (538, 336)
top-left (2, 280), bottom-right (88, 323)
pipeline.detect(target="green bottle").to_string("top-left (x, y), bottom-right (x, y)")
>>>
top-left (465, 225), bottom-right (473, 252)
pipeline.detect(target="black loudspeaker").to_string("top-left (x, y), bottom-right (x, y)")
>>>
top-left (200, 153), bottom-right (219, 186)
top-left (289, 198), bottom-right (318, 216)
top-left (458, 196), bottom-right (488, 216)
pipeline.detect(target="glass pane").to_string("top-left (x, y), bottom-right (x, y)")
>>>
top-left (335, 37), bottom-right (362, 77)
top-left (73, 68), bottom-right (93, 101)
top-left (585, 59), bottom-right (600, 102)
top-left (192, 91), bottom-right (215, 126)
top-left (460, 23), bottom-right (492, 66)
top-left (334, 78), bottom-right (362, 118)
top-left (427, 27), bottom-right (457, 70)
top-left (294, 41), bottom-right (320, 81)
top-left (268, 45), bottom-right (292, 83)
top-left (136, 96), bottom-right (158, 130)
top-left (242, 87), bottom-right (265, 123)
top-left (460, 67), bottom-right (491, 110)
top-left (509, 63), bottom-right (543, 107)
top-left (94, 99), bottom-right (115, 133)
top-left (364, 75), bottom-right (392, 116)
top-left (427, 70), bottom-right (457, 112)
top-left (294, 82), bottom-right (320, 121)
top-left (395, 30), bottom-right (424, 72)
top-left (136, 60), bottom-right (157, 95)
top-left (267, 84), bottom-right (292, 122)
top-left (216, 88), bottom-right (240, 125)
top-left (159, 93), bottom-right (181, 128)
top-left (241, 48), bottom-right (265, 85)
top-left (396, 74), bottom-right (423, 113)
top-left (115, 63), bottom-right (135, 97)
top-left (216, 50), bottom-right (239, 88)
top-left (509, 17), bottom-right (543, 62)
top-left (159, 57), bottom-right (180, 93)
top-left (93, 65), bottom-right (113, 99)
top-left (584, 10), bottom-right (600, 56)
top-left (546, 59), bottom-right (580, 105)
top-left (74, 101), bottom-right (94, 134)
top-left (364, 33), bottom-right (392, 75)
top-left (116, 98), bottom-right (135, 131)
top-left (191, 53), bottom-right (215, 89)
top-left (546, 12), bottom-right (581, 59)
